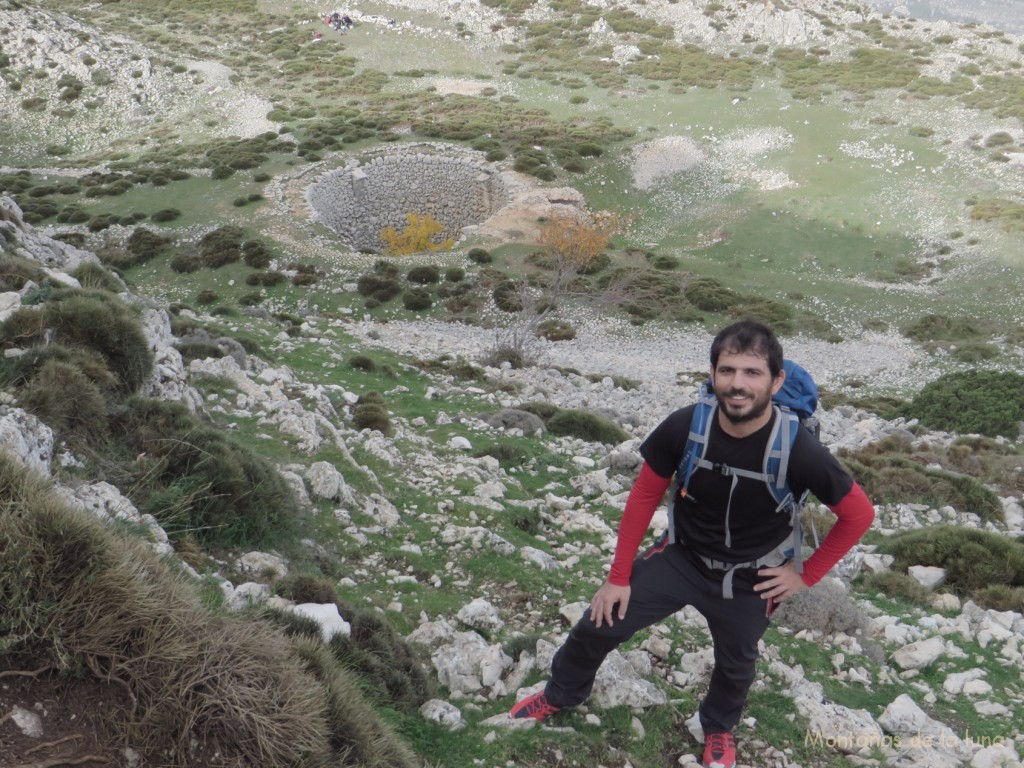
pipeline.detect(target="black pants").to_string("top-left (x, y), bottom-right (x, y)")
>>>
top-left (545, 538), bottom-right (771, 734)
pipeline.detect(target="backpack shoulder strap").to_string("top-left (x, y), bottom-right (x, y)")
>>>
top-left (676, 385), bottom-right (717, 491)
top-left (765, 405), bottom-right (812, 573)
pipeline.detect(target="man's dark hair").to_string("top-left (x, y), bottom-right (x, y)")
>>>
top-left (710, 319), bottom-right (784, 378)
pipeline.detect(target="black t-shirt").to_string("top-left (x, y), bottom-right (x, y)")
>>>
top-left (640, 404), bottom-right (853, 563)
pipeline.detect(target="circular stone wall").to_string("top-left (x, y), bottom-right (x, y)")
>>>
top-left (307, 147), bottom-right (510, 252)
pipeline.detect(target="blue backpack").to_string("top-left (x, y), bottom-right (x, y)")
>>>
top-left (668, 360), bottom-right (820, 598)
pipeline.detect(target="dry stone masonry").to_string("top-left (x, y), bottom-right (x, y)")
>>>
top-left (307, 146), bottom-right (511, 251)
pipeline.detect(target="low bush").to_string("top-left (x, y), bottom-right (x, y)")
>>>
top-left (151, 208), bottom-right (182, 223)
top-left (546, 409), bottom-right (630, 444)
top-left (407, 265), bottom-right (441, 284)
top-left (515, 402), bottom-right (560, 421)
top-left (69, 263), bottom-right (122, 292)
top-left (467, 247), bottom-right (492, 264)
top-left (876, 526), bottom-right (1024, 608)
top-left (493, 280), bottom-right (524, 312)
top-left (352, 402), bottom-right (391, 434)
top-left (905, 369), bottom-right (1024, 438)
top-left (1, 290), bottom-right (153, 395)
top-left (838, 437), bottom-right (1002, 520)
top-left (402, 288), bottom-right (433, 311)
top-left (474, 443), bottom-right (530, 464)
top-left (110, 397), bottom-right (299, 548)
top-left (18, 358), bottom-right (110, 446)
top-left (325, 609), bottom-right (436, 714)
top-left (199, 225), bottom-right (245, 269)
top-left (349, 355), bottom-right (377, 372)
top-left (684, 277), bottom-right (740, 312)
top-left (445, 267), bottom-right (465, 282)
top-left (170, 253), bottom-right (201, 273)
top-left (902, 313), bottom-right (986, 343)
top-left (535, 318), bottom-right (576, 341)
top-left (857, 570), bottom-right (933, 608)
top-left (356, 275), bottom-right (402, 303)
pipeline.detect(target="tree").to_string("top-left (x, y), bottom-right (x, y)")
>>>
top-left (380, 213), bottom-right (455, 255)
top-left (483, 209), bottom-right (629, 367)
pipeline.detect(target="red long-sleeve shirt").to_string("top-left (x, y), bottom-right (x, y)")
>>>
top-left (608, 462), bottom-right (874, 587)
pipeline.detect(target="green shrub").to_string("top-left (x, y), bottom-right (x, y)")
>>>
top-left (18, 359), bottom-right (109, 446)
top-left (535, 318), bottom-right (576, 341)
top-left (151, 208), bottom-right (182, 223)
top-left (445, 267), bottom-right (465, 282)
top-left (1, 291), bottom-right (154, 395)
top-left (196, 290), bottom-right (219, 305)
top-left (175, 341), bottom-right (226, 363)
top-left (170, 253), bottom-right (201, 273)
top-left (110, 398), bottom-right (299, 548)
top-left (684, 277), bottom-right (739, 311)
top-left (858, 571), bottom-right (933, 608)
top-left (70, 263), bottom-right (122, 292)
top-left (406, 265), bottom-right (441, 284)
top-left (492, 280), bottom-right (524, 312)
top-left (402, 288), bottom-right (433, 311)
top-left (246, 271), bottom-right (286, 287)
top-left (199, 225), bottom-right (245, 268)
top-left (546, 409), bottom-right (629, 444)
top-left (474, 443), bottom-right (529, 465)
top-left (902, 313), bottom-right (986, 343)
top-left (876, 526), bottom-right (1024, 604)
top-left (349, 355), bottom-right (377, 372)
top-left (906, 369), bottom-right (1024, 438)
top-left (838, 437), bottom-right (1003, 520)
top-left (276, 573), bottom-right (339, 604)
top-left (467, 248), bottom-right (492, 264)
top-left (326, 609), bottom-right (435, 714)
top-left (984, 131), bottom-right (1014, 147)
top-left (515, 401), bottom-right (560, 421)
top-left (352, 402), bottom-right (391, 434)
top-left (356, 275), bottom-right (402, 303)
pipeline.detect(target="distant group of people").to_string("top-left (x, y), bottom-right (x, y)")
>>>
top-left (325, 11), bottom-right (354, 31)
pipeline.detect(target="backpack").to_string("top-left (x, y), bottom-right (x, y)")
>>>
top-left (667, 359), bottom-right (820, 599)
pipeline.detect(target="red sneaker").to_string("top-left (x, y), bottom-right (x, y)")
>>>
top-left (703, 731), bottom-right (736, 768)
top-left (509, 690), bottom-right (560, 721)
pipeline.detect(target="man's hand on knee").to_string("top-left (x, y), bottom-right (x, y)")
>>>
top-left (590, 581), bottom-right (631, 628)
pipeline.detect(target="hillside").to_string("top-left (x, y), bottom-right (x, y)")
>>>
top-left (2, 0), bottom-right (1024, 766)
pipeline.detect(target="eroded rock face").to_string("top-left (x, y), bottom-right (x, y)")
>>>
top-left (307, 146), bottom-right (510, 251)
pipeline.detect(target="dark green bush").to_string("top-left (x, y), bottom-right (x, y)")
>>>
top-left (170, 254), bottom-right (201, 273)
top-left (110, 397), bottom-right (298, 548)
top-left (578, 252), bottom-right (611, 275)
top-left (535, 318), bottom-right (576, 341)
top-left (349, 355), bottom-right (377, 372)
top-left (402, 289), bottom-right (433, 311)
top-left (276, 573), bottom-right (338, 604)
top-left (684, 277), bottom-right (739, 312)
top-left (356, 275), bottom-right (402, 303)
top-left (199, 225), bottom-right (245, 269)
top-left (906, 369), bottom-right (1024, 438)
top-left (514, 402), bottom-right (560, 422)
top-left (352, 403), bottom-right (391, 434)
top-left (839, 437), bottom-right (1002, 521)
top-left (1, 291), bottom-right (153, 395)
top-left (196, 290), bottom-right (219, 305)
top-left (445, 267), bottom-right (465, 282)
top-left (857, 570), bottom-right (933, 608)
top-left (467, 248), bottom-right (492, 264)
top-left (406, 265), bottom-right (441, 284)
top-left (18, 359), bottom-right (109, 446)
top-left (245, 271), bottom-right (286, 287)
top-left (546, 409), bottom-right (630, 444)
top-left (877, 526), bottom-right (1024, 607)
top-left (474, 443), bottom-right (529, 464)
top-left (493, 280), bottom-right (524, 312)
top-left (902, 313), bottom-right (986, 343)
top-left (151, 208), bottom-right (181, 223)
top-left (327, 609), bottom-right (435, 714)
top-left (70, 263), bottom-right (122, 292)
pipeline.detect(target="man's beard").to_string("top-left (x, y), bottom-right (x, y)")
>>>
top-left (718, 389), bottom-right (773, 424)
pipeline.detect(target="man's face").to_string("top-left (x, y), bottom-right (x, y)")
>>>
top-left (710, 349), bottom-right (785, 426)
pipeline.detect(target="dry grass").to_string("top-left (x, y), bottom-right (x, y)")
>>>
top-left (0, 451), bottom-right (419, 768)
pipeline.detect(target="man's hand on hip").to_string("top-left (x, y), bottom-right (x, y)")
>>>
top-left (754, 561), bottom-right (808, 602)
top-left (589, 581), bottom-right (631, 628)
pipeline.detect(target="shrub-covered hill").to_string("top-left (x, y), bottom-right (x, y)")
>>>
top-left (2, 0), bottom-right (1024, 764)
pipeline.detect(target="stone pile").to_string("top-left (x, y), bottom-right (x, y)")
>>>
top-left (307, 146), bottom-right (511, 251)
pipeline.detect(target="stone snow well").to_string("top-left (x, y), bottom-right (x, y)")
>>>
top-left (307, 148), bottom-right (511, 252)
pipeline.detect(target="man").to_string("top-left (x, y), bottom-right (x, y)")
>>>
top-left (509, 320), bottom-right (875, 768)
